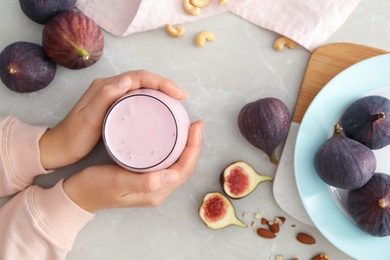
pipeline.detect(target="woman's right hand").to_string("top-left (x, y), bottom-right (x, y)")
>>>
top-left (62, 120), bottom-right (203, 212)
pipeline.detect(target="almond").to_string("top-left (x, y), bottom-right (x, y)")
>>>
top-left (268, 221), bottom-right (280, 233)
top-left (261, 217), bottom-right (268, 225)
top-left (256, 228), bottom-right (276, 239)
top-left (296, 232), bottom-right (316, 245)
top-left (311, 253), bottom-right (329, 260)
top-left (275, 216), bottom-right (286, 225)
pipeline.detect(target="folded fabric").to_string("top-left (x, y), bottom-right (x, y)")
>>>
top-left (76, 0), bottom-right (360, 52)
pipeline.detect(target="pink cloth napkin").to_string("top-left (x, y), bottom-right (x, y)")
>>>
top-left (75, 0), bottom-right (360, 52)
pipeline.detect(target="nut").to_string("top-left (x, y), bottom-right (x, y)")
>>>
top-left (256, 228), bottom-right (276, 239)
top-left (190, 0), bottom-right (210, 8)
top-left (268, 221), bottom-right (280, 233)
top-left (183, 0), bottom-right (201, 15)
top-left (296, 232), bottom-right (316, 245)
top-left (311, 253), bottom-right (329, 260)
top-left (275, 216), bottom-right (286, 225)
top-left (165, 24), bottom-right (186, 38)
top-left (273, 36), bottom-right (297, 51)
top-left (251, 221), bottom-right (256, 228)
top-left (254, 212), bottom-right (262, 220)
top-left (261, 217), bottom-right (268, 225)
top-left (195, 31), bottom-right (215, 47)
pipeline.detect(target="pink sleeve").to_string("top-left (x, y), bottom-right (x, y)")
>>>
top-left (0, 180), bottom-right (94, 259)
top-left (0, 116), bottom-right (52, 197)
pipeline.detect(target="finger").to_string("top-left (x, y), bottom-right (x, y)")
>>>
top-left (113, 168), bottom-right (180, 194)
top-left (80, 76), bottom-right (132, 123)
top-left (123, 70), bottom-right (188, 100)
top-left (169, 120), bottom-right (204, 178)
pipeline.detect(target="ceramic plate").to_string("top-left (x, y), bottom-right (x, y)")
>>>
top-left (294, 53), bottom-right (390, 260)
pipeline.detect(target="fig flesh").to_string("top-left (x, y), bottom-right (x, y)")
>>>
top-left (348, 173), bottom-right (390, 237)
top-left (238, 97), bottom-right (291, 164)
top-left (199, 192), bottom-right (247, 230)
top-left (42, 10), bottom-right (104, 69)
top-left (314, 124), bottom-right (376, 190)
top-left (220, 161), bottom-right (272, 199)
top-left (19, 0), bottom-right (76, 24)
top-left (0, 41), bottom-right (56, 93)
top-left (340, 95), bottom-right (390, 150)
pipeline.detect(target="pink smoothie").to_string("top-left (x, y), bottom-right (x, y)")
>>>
top-left (103, 89), bottom-right (190, 173)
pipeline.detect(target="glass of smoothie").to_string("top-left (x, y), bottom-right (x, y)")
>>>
top-left (102, 89), bottom-right (190, 173)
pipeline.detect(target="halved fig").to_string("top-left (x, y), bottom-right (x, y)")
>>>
top-left (199, 192), bottom-right (247, 229)
top-left (220, 161), bottom-right (272, 199)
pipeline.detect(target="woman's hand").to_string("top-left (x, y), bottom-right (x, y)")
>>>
top-left (39, 70), bottom-right (188, 170)
top-left (62, 121), bottom-right (203, 212)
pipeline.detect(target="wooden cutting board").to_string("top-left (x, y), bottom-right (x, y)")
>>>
top-left (293, 42), bottom-right (389, 123)
top-left (273, 42), bottom-right (389, 226)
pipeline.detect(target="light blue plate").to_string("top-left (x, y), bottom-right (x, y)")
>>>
top-left (294, 53), bottom-right (390, 260)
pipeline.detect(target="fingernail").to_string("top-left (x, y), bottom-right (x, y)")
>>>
top-left (117, 76), bottom-right (132, 89)
top-left (163, 171), bottom-right (179, 185)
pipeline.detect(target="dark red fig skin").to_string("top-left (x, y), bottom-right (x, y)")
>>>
top-left (19, 0), bottom-right (76, 24)
top-left (0, 41), bottom-right (56, 93)
top-left (42, 10), bottom-right (104, 70)
top-left (348, 173), bottom-right (390, 237)
top-left (341, 95), bottom-right (390, 150)
top-left (314, 124), bottom-right (376, 190)
top-left (238, 97), bottom-right (291, 164)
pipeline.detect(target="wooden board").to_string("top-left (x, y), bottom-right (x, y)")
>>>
top-left (292, 42), bottom-right (389, 123)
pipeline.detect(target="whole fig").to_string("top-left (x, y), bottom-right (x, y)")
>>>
top-left (0, 41), bottom-right (56, 93)
top-left (42, 10), bottom-right (104, 69)
top-left (314, 124), bottom-right (376, 190)
top-left (19, 0), bottom-right (76, 24)
top-left (341, 95), bottom-right (390, 150)
top-left (348, 173), bottom-right (390, 237)
top-left (238, 97), bottom-right (291, 164)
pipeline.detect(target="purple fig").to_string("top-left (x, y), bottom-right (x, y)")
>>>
top-left (238, 97), bottom-right (291, 164)
top-left (348, 173), bottom-right (390, 237)
top-left (314, 124), bottom-right (376, 190)
top-left (0, 41), bottom-right (56, 93)
top-left (199, 192), bottom-right (247, 230)
top-left (42, 10), bottom-right (104, 69)
top-left (341, 95), bottom-right (390, 150)
top-left (220, 161), bottom-right (272, 199)
top-left (19, 0), bottom-right (76, 24)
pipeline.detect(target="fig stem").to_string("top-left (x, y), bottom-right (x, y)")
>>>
top-left (7, 67), bottom-right (16, 74)
top-left (334, 124), bottom-right (343, 133)
top-left (269, 154), bottom-right (278, 165)
top-left (378, 198), bottom-right (386, 208)
top-left (75, 47), bottom-right (90, 61)
top-left (232, 216), bottom-right (248, 228)
top-left (372, 112), bottom-right (386, 121)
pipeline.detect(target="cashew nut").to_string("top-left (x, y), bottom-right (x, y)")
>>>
top-left (219, 0), bottom-right (229, 4)
top-left (183, 0), bottom-right (201, 16)
top-left (190, 0), bottom-right (211, 8)
top-left (273, 36), bottom-right (297, 51)
top-left (165, 24), bottom-right (186, 38)
top-left (195, 31), bottom-right (215, 47)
